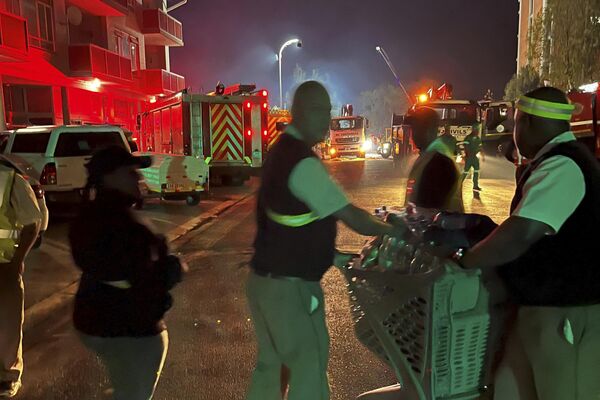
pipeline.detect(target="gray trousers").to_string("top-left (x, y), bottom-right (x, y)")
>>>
top-left (79, 331), bottom-right (169, 400)
top-left (0, 262), bottom-right (24, 383)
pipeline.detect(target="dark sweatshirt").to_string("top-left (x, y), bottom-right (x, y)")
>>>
top-left (69, 190), bottom-right (172, 337)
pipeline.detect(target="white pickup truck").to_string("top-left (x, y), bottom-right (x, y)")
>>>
top-left (1, 125), bottom-right (131, 204)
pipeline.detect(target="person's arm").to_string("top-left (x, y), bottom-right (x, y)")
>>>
top-left (12, 223), bottom-right (39, 265)
top-left (463, 155), bottom-right (584, 270)
top-left (10, 174), bottom-right (41, 265)
top-left (289, 158), bottom-right (396, 237)
top-left (334, 204), bottom-right (394, 237)
top-left (460, 216), bottom-right (550, 270)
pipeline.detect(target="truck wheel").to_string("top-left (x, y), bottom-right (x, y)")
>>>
top-left (186, 194), bottom-right (201, 206)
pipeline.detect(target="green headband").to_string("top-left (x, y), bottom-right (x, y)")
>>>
top-left (516, 95), bottom-right (575, 121)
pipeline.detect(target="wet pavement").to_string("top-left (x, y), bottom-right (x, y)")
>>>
top-left (18, 155), bottom-right (516, 400)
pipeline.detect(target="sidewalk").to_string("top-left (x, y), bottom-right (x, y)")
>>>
top-left (22, 190), bottom-right (255, 332)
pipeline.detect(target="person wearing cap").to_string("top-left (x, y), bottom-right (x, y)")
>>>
top-left (454, 87), bottom-right (600, 399)
top-left (0, 168), bottom-right (42, 398)
top-left (69, 146), bottom-right (185, 400)
top-left (247, 81), bottom-right (401, 400)
top-left (404, 107), bottom-right (464, 212)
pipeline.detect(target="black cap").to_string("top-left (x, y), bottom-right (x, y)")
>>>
top-left (86, 146), bottom-right (152, 180)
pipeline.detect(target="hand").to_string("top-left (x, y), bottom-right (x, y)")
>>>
top-left (333, 250), bottom-right (356, 268)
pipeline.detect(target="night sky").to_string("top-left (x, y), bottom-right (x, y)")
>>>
top-left (170, 0), bottom-right (519, 107)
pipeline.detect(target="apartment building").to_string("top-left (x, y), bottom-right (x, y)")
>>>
top-left (516, 0), bottom-right (546, 71)
top-left (0, 0), bottom-right (185, 137)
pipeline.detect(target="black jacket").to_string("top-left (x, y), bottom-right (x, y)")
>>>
top-left (70, 190), bottom-right (173, 337)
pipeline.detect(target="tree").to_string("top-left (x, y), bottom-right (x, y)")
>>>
top-left (504, 65), bottom-right (542, 100)
top-left (358, 84), bottom-right (410, 136)
top-left (286, 64), bottom-right (343, 113)
top-left (526, 0), bottom-right (600, 90)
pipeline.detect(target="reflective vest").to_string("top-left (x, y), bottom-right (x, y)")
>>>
top-left (0, 167), bottom-right (19, 263)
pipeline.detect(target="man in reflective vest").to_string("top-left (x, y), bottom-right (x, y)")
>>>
top-left (456, 87), bottom-right (600, 399)
top-left (247, 81), bottom-right (400, 400)
top-left (0, 165), bottom-right (42, 398)
top-left (461, 127), bottom-right (484, 191)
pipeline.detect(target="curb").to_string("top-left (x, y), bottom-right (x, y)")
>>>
top-left (23, 192), bottom-right (255, 333)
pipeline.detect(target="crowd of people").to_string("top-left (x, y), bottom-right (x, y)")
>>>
top-left (0, 80), bottom-right (598, 400)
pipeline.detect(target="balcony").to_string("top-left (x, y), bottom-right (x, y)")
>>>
top-left (141, 9), bottom-right (183, 47)
top-left (0, 10), bottom-right (28, 61)
top-left (66, 0), bottom-right (128, 16)
top-left (137, 69), bottom-right (185, 95)
top-left (69, 44), bottom-right (132, 83)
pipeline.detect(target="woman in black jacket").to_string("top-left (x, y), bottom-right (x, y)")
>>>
top-left (69, 146), bottom-right (184, 400)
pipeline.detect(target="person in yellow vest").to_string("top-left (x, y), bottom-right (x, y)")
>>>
top-left (0, 165), bottom-right (42, 398)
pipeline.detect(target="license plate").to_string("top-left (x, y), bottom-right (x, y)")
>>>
top-left (165, 183), bottom-right (185, 191)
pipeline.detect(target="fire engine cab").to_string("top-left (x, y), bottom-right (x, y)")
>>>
top-left (138, 84), bottom-right (269, 189)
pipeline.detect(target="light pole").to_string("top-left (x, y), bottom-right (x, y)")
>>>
top-left (278, 38), bottom-right (302, 109)
top-left (375, 46), bottom-right (413, 105)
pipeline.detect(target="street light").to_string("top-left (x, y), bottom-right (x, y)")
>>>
top-left (375, 45), bottom-right (413, 105)
top-left (278, 38), bottom-right (302, 108)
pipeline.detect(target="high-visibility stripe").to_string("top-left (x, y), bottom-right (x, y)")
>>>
top-left (102, 280), bottom-right (132, 289)
top-left (211, 103), bottom-right (244, 161)
top-left (517, 95), bottom-right (575, 121)
top-left (266, 208), bottom-right (319, 227)
top-left (0, 229), bottom-right (19, 239)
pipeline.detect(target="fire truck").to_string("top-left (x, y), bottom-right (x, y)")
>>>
top-left (328, 104), bottom-right (369, 158)
top-left (478, 83), bottom-right (600, 158)
top-left (266, 108), bottom-right (292, 149)
top-left (392, 84), bottom-right (481, 159)
top-left (138, 85), bottom-right (269, 193)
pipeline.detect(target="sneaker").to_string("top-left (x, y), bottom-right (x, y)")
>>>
top-left (473, 186), bottom-right (483, 191)
top-left (0, 381), bottom-right (21, 398)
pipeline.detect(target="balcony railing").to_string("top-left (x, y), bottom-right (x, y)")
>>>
top-left (0, 10), bottom-right (28, 60)
top-left (137, 69), bottom-right (185, 95)
top-left (69, 44), bottom-right (132, 82)
top-left (141, 8), bottom-right (183, 47)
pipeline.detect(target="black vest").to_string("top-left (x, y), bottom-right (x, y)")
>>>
top-left (499, 140), bottom-right (600, 306)
top-left (251, 134), bottom-right (337, 281)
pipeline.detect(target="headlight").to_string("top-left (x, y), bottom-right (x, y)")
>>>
top-left (383, 143), bottom-right (391, 149)
top-left (329, 148), bottom-right (337, 155)
top-left (361, 139), bottom-right (373, 152)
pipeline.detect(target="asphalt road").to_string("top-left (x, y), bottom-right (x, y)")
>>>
top-left (18, 155), bottom-right (517, 400)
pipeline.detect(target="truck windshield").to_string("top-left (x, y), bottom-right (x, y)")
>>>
top-left (331, 118), bottom-right (363, 130)
top-left (424, 104), bottom-right (480, 125)
top-left (54, 132), bottom-right (125, 157)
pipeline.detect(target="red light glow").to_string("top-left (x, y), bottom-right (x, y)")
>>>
top-left (263, 130), bottom-right (268, 136)
top-left (262, 103), bottom-right (268, 109)
top-left (261, 90), bottom-right (268, 97)
top-left (245, 102), bottom-right (252, 109)
top-left (247, 129), bottom-right (252, 137)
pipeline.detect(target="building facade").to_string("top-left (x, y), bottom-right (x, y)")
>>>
top-left (516, 0), bottom-right (546, 71)
top-left (0, 0), bottom-right (185, 139)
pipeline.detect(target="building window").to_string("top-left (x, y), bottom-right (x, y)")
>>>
top-left (5, 0), bottom-right (21, 15)
top-left (129, 37), bottom-right (140, 71)
top-left (31, 1), bottom-right (54, 51)
top-left (114, 30), bottom-right (128, 57)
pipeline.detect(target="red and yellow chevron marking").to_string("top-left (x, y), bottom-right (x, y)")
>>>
top-left (267, 114), bottom-right (292, 147)
top-left (210, 103), bottom-right (244, 161)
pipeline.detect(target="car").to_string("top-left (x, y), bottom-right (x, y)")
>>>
top-left (1, 125), bottom-right (131, 205)
top-left (0, 153), bottom-right (49, 249)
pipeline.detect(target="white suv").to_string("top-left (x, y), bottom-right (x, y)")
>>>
top-left (2, 125), bottom-right (131, 204)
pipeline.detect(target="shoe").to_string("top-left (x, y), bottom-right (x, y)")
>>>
top-left (0, 381), bottom-right (21, 398)
top-left (473, 186), bottom-right (482, 191)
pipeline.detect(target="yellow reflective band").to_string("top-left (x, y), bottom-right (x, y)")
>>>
top-left (102, 280), bottom-right (132, 289)
top-left (204, 156), bottom-right (212, 165)
top-left (244, 156), bottom-right (252, 165)
top-left (266, 208), bottom-right (319, 227)
top-left (516, 95), bottom-right (575, 121)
